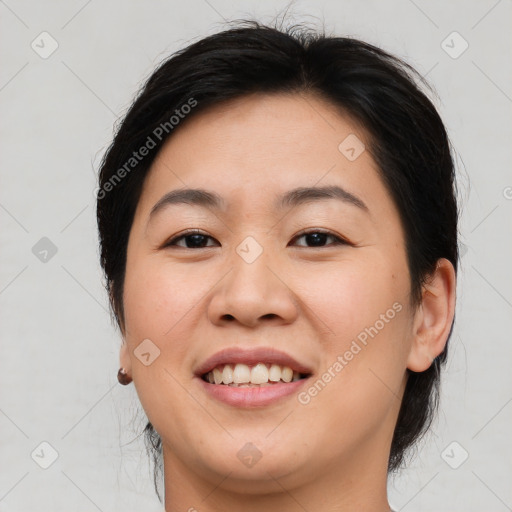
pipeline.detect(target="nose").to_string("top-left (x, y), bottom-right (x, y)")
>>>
top-left (207, 251), bottom-right (299, 328)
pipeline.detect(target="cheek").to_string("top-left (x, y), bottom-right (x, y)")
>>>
top-left (123, 257), bottom-right (206, 339)
top-left (296, 255), bottom-right (411, 400)
top-left (121, 257), bottom-right (210, 428)
top-left (296, 256), bottom-right (407, 345)
top-left (296, 264), bottom-right (409, 447)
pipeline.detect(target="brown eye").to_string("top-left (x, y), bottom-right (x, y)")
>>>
top-left (164, 229), bottom-right (349, 249)
top-left (165, 230), bottom-right (219, 249)
top-left (291, 230), bottom-right (348, 248)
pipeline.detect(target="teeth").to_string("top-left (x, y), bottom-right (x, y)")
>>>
top-left (204, 363), bottom-right (304, 386)
top-left (222, 364), bottom-right (234, 384)
top-left (251, 363), bottom-right (269, 384)
top-left (213, 367), bottom-right (223, 385)
top-left (281, 366), bottom-right (293, 383)
top-left (268, 364), bottom-right (281, 382)
top-left (233, 363), bottom-right (251, 384)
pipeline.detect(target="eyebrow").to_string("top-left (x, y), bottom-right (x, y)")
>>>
top-left (149, 185), bottom-right (369, 220)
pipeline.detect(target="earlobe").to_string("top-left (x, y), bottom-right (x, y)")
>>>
top-left (407, 258), bottom-right (456, 373)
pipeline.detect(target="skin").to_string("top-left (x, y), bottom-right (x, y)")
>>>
top-left (119, 92), bottom-right (456, 512)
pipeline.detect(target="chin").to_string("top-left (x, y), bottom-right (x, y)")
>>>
top-left (203, 458), bottom-right (305, 495)
top-left (187, 438), bottom-right (310, 491)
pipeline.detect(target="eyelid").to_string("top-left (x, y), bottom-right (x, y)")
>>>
top-left (289, 228), bottom-right (351, 247)
top-left (163, 228), bottom-right (351, 249)
top-left (163, 229), bottom-right (219, 248)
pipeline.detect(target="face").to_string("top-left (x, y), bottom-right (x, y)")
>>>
top-left (121, 93), bottom-right (417, 493)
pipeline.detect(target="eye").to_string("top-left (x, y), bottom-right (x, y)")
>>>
top-left (164, 230), bottom-right (219, 249)
top-left (163, 229), bottom-right (350, 250)
top-left (290, 229), bottom-right (349, 248)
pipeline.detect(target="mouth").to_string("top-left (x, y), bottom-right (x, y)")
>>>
top-left (201, 362), bottom-right (310, 387)
top-left (194, 347), bottom-right (313, 408)
top-left (194, 347), bottom-right (313, 407)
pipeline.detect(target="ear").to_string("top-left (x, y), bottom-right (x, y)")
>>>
top-left (407, 258), bottom-right (456, 372)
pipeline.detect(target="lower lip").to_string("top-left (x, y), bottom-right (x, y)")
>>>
top-left (196, 376), bottom-right (310, 408)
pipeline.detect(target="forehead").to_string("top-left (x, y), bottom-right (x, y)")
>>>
top-left (136, 92), bottom-right (397, 225)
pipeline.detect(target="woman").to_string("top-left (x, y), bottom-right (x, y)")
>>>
top-left (97, 20), bottom-right (458, 512)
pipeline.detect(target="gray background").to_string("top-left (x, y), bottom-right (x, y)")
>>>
top-left (1, 0), bottom-right (511, 510)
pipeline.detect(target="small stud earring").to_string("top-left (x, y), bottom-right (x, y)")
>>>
top-left (117, 367), bottom-right (132, 385)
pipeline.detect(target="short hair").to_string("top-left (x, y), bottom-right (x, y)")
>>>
top-left (96, 19), bottom-right (459, 499)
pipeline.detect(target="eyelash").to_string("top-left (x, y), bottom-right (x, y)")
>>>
top-left (163, 229), bottom-right (351, 249)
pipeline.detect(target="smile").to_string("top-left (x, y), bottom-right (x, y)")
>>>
top-left (202, 362), bottom-right (307, 387)
top-left (195, 346), bottom-right (313, 407)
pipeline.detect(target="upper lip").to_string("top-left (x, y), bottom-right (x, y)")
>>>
top-left (194, 346), bottom-right (314, 377)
